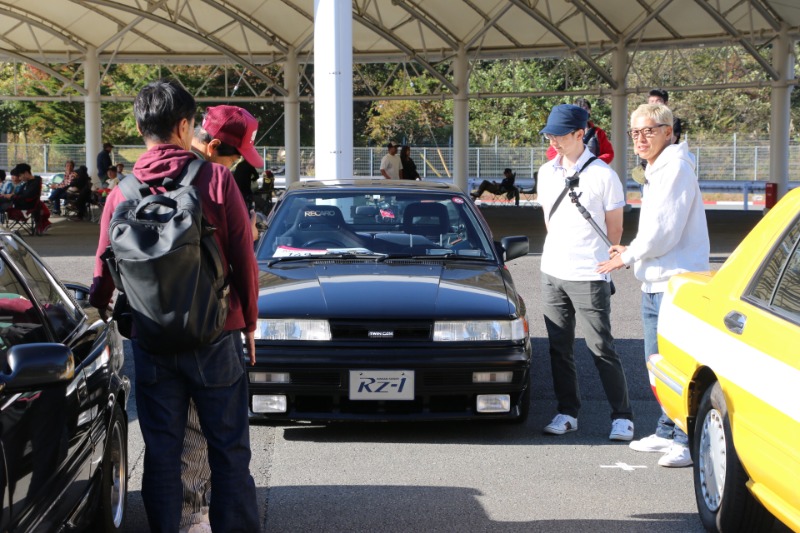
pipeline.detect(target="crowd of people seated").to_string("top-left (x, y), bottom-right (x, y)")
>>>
top-left (0, 163), bottom-right (52, 235)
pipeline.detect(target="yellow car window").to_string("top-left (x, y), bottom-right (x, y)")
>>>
top-left (748, 217), bottom-right (800, 305)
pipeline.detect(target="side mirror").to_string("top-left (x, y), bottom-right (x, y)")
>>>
top-left (500, 236), bottom-right (529, 262)
top-left (1, 343), bottom-right (75, 391)
top-left (64, 282), bottom-right (90, 306)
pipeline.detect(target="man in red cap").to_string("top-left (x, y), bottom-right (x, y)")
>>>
top-left (182, 104), bottom-right (262, 532)
top-left (194, 105), bottom-right (263, 205)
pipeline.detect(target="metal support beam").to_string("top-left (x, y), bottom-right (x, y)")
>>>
top-left (453, 44), bottom-right (469, 192)
top-left (693, 0), bottom-right (779, 80)
top-left (508, 0), bottom-right (617, 89)
top-left (314, 0), bottom-right (353, 180)
top-left (769, 23), bottom-right (794, 199)
top-left (611, 43), bottom-right (628, 196)
top-left (84, 45), bottom-right (102, 186)
top-left (284, 47), bottom-right (300, 184)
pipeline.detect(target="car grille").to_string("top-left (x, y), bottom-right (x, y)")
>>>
top-left (329, 320), bottom-right (432, 341)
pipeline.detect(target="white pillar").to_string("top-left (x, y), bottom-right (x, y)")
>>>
top-left (313, 0), bottom-right (353, 180)
top-left (769, 24), bottom-right (794, 199)
top-left (611, 43), bottom-right (628, 197)
top-left (453, 44), bottom-right (469, 192)
top-left (84, 45), bottom-right (102, 186)
top-left (284, 47), bottom-right (300, 184)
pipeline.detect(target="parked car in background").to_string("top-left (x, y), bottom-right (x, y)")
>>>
top-left (649, 188), bottom-right (800, 532)
top-left (0, 231), bottom-right (129, 532)
top-left (250, 179), bottom-right (531, 423)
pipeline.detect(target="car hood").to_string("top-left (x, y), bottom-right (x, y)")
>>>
top-left (258, 261), bottom-right (517, 319)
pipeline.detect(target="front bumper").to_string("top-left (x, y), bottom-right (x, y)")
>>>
top-left (248, 343), bottom-right (531, 422)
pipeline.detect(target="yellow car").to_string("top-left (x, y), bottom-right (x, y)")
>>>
top-left (649, 187), bottom-right (800, 533)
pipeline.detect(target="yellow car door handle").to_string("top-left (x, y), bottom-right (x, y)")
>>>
top-left (724, 311), bottom-right (746, 335)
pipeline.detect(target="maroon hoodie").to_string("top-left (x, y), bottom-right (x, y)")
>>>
top-left (89, 144), bottom-right (258, 334)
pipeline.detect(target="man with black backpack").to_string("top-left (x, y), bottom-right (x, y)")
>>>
top-left (89, 79), bottom-right (259, 533)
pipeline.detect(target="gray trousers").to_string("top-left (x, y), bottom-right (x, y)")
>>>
top-left (181, 399), bottom-right (211, 528)
top-left (541, 273), bottom-right (633, 421)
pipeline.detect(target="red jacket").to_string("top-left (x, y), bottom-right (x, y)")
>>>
top-left (89, 144), bottom-right (259, 333)
top-left (546, 121), bottom-right (614, 164)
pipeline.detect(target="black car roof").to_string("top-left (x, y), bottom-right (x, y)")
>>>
top-left (284, 179), bottom-right (462, 194)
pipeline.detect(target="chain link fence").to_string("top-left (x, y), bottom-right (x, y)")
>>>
top-left (1, 139), bottom-right (798, 182)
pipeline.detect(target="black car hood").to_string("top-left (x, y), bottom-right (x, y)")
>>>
top-left (258, 261), bottom-right (517, 319)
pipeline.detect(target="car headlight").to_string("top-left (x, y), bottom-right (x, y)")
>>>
top-left (433, 318), bottom-right (527, 342)
top-left (254, 319), bottom-right (331, 341)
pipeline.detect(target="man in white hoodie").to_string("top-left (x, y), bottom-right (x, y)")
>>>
top-left (598, 103), bottom-right (709, 467)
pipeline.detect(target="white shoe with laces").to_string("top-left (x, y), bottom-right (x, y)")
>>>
top-left (609, 419), bottom-right (634, 441)
top-left (658, 444), bottom-right (693, 467)
top-left (629, 433), bottom-right (673, 453)
top-left (543, 413), bottom-right (578, 435)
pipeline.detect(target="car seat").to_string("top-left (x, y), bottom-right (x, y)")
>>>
top-left (402, 202), bottom-right (450, 245)
top-left (280, 205), bottom-right (364, 249)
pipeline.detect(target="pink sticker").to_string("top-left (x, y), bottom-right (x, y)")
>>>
top-left (452, 197), bottom-right (465, 204)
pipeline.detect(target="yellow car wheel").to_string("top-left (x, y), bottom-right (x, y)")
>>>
top-left (693, 382), bottom-right (774, 532)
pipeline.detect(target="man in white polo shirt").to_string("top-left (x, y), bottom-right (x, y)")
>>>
top-left (380, 142), bottom-right (402, 179)
top-left (537, 103), bottom-right (634, 441)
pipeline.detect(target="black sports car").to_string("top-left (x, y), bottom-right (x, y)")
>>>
top-left (250, 180), bottom-right (531, 422)
top-left (0, 231), bottom-right (129, 531)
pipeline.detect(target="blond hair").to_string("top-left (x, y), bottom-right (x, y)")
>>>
top-left (630, 103), bottom-right (673, 127)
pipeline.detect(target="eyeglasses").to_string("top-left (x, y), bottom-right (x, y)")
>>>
top-left (543, 131), bottom-right (577, 141)
top-left (627, 124), bottom-right (669, 140)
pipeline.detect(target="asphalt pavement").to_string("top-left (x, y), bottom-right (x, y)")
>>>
top-left (24, 206), bottom-right (787, 532)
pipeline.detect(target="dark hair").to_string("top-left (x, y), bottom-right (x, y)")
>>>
top-left (0, 170), bottom-right (5, 181)
top-left (194, 126), bottom-right (241, 157)
top-left (400, 145), bottom-right (411, 158)
top-left (134, 78), bottom-right (197, 143)
top-left (10, 163), bottom-right (31, 176)
top-left (103, 142), bottom-right (114, 150)
top-left (503, 168), bottom-right (513, 175)
top-left (649, 88), bottom-right (669, 103)
top-left (573, 97), bottom-right (591, 111)
top-left (77, 165), bottom-right (90, 180)
top-left (672, 117), bottom-right (683, 142)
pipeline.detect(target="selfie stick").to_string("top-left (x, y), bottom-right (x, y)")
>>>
top-left (568, 188), bottom-right (629, 268)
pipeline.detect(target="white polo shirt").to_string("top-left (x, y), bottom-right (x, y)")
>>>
top-left (538, 147), bottom-right (626, 281)
top-left (380, 153), bottom-right (403, 180)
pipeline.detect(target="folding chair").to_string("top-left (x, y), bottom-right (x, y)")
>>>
top-left (5, 207), bottom-right (38, 236)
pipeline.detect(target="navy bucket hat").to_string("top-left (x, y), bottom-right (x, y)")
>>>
top-left (540, 104), bottom-right (589, 136)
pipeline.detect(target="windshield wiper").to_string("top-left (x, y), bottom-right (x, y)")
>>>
top-left (267, 252), bottom-right (384, 267)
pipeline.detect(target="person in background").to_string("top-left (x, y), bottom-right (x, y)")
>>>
top-left (97, 142), bottom-right (114, 186)
top-left (546, 98), bottom-right (614, 164)
top-left (49, 160), bottom-right (77, 215)
top-left (0, 170), bottom-right (12, 215)
top-left (380, 142), bottom-right (402, 180)
top-left (470, 168), bottom-right (517, 200)
top-left (116, 162), bottom-right (127, 180)
top-left (598, 103), bottom-right (709, 468)
top-left (648, 88), bottom-right (669, 105)
top-left (399, 145), bottom-right (421, 180)
top-left (8, 163), bottom-right (51, 234)
top-left (537, 104), bottom-right (633, 442)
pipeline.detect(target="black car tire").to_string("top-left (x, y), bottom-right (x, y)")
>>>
top-left (93, 405), bottom-right (128, 532)
top-left (693, 382), bottom-right (774, 532)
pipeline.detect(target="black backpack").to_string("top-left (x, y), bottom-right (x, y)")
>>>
top-left (104, 159), bottom-right (230, 354)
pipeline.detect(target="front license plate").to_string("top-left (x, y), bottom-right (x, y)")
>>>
top-left (349, 370), bottom-right (414, 401)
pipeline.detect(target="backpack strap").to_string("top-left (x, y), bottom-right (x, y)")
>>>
top-left (548, 156), bottom-right (598, 222)
top-left (118, 158), bottom-right (207, 201)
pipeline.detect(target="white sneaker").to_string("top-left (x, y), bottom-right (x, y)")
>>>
top-left (543, 414), bottom-right (578, 435)
top-left (629, 433), bottom-right (672, 453)
top-left (658, 444), bottom-right (693, 467)
top-left (609, 419), bottom-right (634, 441)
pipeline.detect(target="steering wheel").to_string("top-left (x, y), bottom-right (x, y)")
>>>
top-left (302, 238), bottom-right (347, 249)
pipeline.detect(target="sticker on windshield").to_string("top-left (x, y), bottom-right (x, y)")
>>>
top-left (453, 196), bottom-right (465, 204)
top-left (274, 246), bottom-right (374, 257)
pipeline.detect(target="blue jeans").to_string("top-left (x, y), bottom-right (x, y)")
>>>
top-left (642, 291), bottom-right (688, 446)
top-left (48, 187), bottom-right (67, 212)
top-left (133, 331), bottom-right (259, 533)
top-left (541, 273), bottom-right (633, 421)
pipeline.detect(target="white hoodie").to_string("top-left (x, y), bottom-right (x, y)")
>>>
top-left (619, 142), bottom-right (710, 293)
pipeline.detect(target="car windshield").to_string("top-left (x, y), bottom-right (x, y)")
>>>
top-left (257, 190), bottom-right (496, 261)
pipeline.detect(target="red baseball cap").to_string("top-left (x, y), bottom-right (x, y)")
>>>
top-left (201, 105), bottom-right (263, 168)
